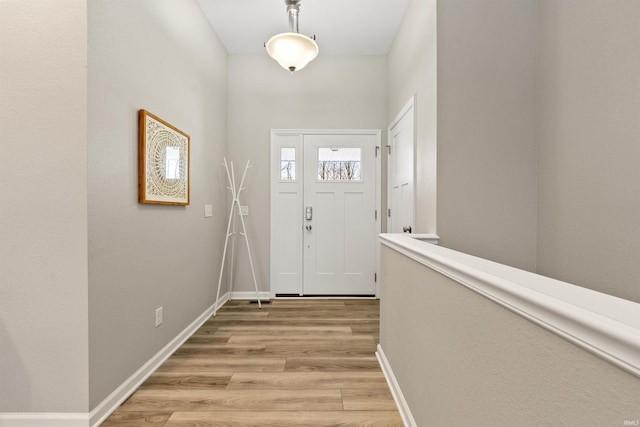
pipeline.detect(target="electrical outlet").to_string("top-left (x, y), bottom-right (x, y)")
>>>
top-left (239, 205), bottom-right (249, 216)
top-left (155, 306), bottom-right (163, 327)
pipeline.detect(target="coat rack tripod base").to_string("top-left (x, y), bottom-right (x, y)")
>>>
top-left (214, 157), bottom-right (263, 316)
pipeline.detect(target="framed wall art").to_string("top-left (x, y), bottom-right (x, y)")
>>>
top-left (138, 110), bottom-right (190, 205)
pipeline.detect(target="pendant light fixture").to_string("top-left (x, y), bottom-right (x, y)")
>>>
top-left (265, 0), bottom-right (319, 72)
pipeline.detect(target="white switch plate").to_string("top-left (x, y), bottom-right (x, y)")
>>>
top-left (155, 306), bottom-right (163, 327)
top-left (204, 204), bottom-right (213, 218)
top-left (239, 205), bottom-right (249, 216)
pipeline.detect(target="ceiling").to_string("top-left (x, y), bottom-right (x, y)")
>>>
top-left (196, 0), bottom-right (411, 56)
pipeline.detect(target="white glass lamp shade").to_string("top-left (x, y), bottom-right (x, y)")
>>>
top-left (265, 32), bottom-right (319, 72)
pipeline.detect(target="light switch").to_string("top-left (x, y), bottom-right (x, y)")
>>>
top-left (239, 205), bottom-right (249, 216)
top-left (204, 204), bottom-right (213, 218)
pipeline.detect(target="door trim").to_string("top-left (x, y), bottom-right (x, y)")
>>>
top-left (270, 129), bottom-right (382, 299)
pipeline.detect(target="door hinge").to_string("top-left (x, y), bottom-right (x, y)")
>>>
top-left (375, 146), bottom-right (380, 157)
top-left (374, 272), bottom-right (377, 282)
top-left (375, 210), bottom-right (378, 220)
top-left (386, 145), bottom-right (391, 155)
top-left (388, 208), bottom-right (391, 217)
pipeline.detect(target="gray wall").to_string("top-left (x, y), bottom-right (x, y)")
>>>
top-left (387, 0), bottom-right (438, 235)
top-left (0, 0), bottom-right (89, 413)
top-left (537, 0), bottom-right (640, 303)
top-left (381, 2), bottom-right (640, 423)
top-left (3, 0), bottom-right (639, 417)
top-left (88, 0), bottom-right (228, 408)
top-left (430, 0), bottom-right (640, 300)
top-left (380, 246), bottom-right (640, 426)
top-left (388, 0), bottom-right (539, 272)
top-left (395, 0), bottom-right (640, 303)
top-left (226, 55), bottom-right (387, 292)
top-left (435, 0), bottom-right (539, 271)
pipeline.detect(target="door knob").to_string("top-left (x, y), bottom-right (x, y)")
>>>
top-left (306, 225), bottom-right (312, 231)
top-left (402, 225), bottom-right (412, 233)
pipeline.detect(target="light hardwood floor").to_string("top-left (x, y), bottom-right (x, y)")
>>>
top-left (101, 299), bottom-right (403, 426)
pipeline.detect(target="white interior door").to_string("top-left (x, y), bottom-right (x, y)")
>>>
top-left (270, 130), bottom-right (379, 297)
top-left (388, 97), bottom-right (415, 234)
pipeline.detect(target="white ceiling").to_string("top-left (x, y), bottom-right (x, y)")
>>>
top-left (196, 0), bottom-right (411, 55)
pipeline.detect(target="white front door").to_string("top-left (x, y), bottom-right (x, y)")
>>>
top-left (388, 96), bottom-right (415, 234)
top-left (302, 134), bottom-right (377, 295)
top-left (270, 130), bottom-right (380, 297)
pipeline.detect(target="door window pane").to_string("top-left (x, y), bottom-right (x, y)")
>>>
top-left (317, 147), bottom-right (361, 181)
top-left (280, 147), bottom-right (296, 180)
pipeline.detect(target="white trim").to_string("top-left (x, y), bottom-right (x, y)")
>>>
top-left (380, 234), bottom-right (640, 378)
top-left (376, 344), bottom-right (417, 427)
top-left (89, 292), bottom-right (229, 427)
top-left (230, 291), bottom-right (271, 301)
top-left (374, 129), bottom-right (382, 298)
top-left (389, 96), bottom-right (416, 131)
top-left (0, 413), bottom-right (89, 427)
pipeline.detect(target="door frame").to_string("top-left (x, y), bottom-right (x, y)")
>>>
top-left (269, 129), bottom-right (382, 299)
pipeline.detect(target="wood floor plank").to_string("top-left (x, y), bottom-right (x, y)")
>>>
top-left (200, 318), bottom-right (379, 327)
top-left (172, 344), bottom-right (266, 357)
top-left (191, 327), bottom-right (223, 337)
top-left (174, 337), bottom-right (376, 357)
top-left (212, 325), bottom-right (353, 337)
top-left (226, 371), bottom-right (387, 389)
top-left (99, 411), bottom-right (172, 426)
top-left (183, 336), bottom-right (231, 345)
top-left (285, 356), bottom-right (381, 372)
top-left (120, 389), bottom-right (344, 411)
top-left (342, 388), bottom-right (399, 411)
top-left (263, 344), bottom-right (377, 358)
top-left (157, 356), bottom-right (286, 372)
top-left (139, 372), bottom-right (233, 390)
top-left (226, 335), bottom-right (375, 345)
top-left (165, 410), bottom-right (403, 426)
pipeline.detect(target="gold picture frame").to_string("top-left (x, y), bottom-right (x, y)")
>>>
top-left (138, 110), bottom-right (190, 205)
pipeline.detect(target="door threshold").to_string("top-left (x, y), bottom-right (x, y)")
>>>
top-left (275, 294), bottom-right (377, 299)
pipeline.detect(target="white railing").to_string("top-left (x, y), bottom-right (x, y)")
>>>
top-left (379, 233), bottom-right (640, 378)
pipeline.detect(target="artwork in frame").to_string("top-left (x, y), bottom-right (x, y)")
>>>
top-left (138, 109), bottom-right (190, 205)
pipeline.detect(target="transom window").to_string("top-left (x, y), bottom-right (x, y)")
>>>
top-left (317, 147), bottom-right (362, 181)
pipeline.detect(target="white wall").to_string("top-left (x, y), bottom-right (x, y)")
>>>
top-left (227, 55), bottom-right (387, 292)
top-left (0, 0), bottom-right (89, 413)
top-left (436, 0), bottom-right (539, 271)
top-left (88, 0), bottom-right (228, 408)
top-left (537, 0), bottom-right (640, 303)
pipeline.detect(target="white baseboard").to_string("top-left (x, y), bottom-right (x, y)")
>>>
top-left (376, 344), bottom-right (417, 427)
top-left (0, 413), bottom-right (89, 427)
top-left (230, 291), bottom-right (270, 301)
top-left (88, 292), bottom-right (229, 427)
